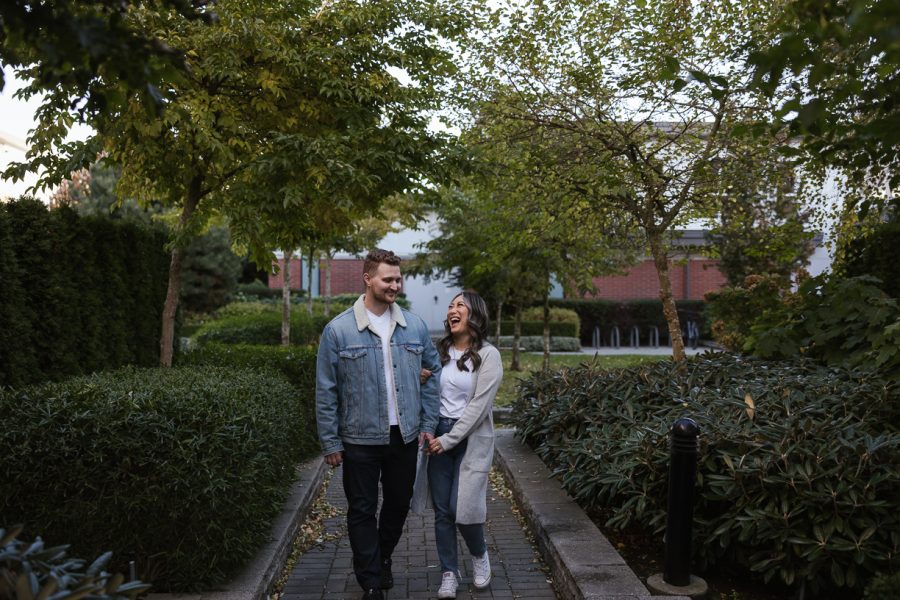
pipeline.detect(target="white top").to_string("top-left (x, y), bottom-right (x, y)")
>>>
top-left (439, 347), bottom-right (475, 419)
top-left (367, 308), bottom-right (398, 426)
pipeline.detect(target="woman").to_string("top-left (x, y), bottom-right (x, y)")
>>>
top-left (427, 291), bottom-right (503, 599)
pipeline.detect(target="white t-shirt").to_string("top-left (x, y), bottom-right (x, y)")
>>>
top-left (366, 308), bottom-right (398, 426)
top-left (439, 347), bottom-right (475, 419)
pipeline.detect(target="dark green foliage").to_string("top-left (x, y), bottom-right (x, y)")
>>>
top-left (841, 219), bottom-right (900, 298)
top-left (177, 342), bottom-right (320, 459)
top-left (550, 298), bottom-right (707, 345)
top-left (0, 207), bottom-right (36, 387)
top-left (193, 310), bottom-right (329, 345)
top-left (865, 572), bottom-right (900, 600)
top-left (0, 198), bottom-right (169, 387)
top-left (0, 524), bottom-right (151, 599)
top-left (747, 275), bottom-right (900, 380)
top-left (0, 366), bottom-right (309, 591)
top-left (499, 321), bottom-right (579, 337)
top-left (180, 227), bottom-right (242, 313)
top-left (513, 354), bottom-right (899, 595)
top-left (704, 274), bottom-right (791, 351)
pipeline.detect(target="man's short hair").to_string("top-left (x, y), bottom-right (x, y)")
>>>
top-left (363, 249), bottom-right (401, 275)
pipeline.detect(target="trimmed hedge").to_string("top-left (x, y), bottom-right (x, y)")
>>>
top-left (0, 198), bottom-right (169, 387)
top-left (513, 354), bottom-right (899, 595)
top-left (499, 321), bottom-right (579, 338)
top-left (0, 366), bottom-right (310, 591)
top-left (497, 335), bottom-right (582, 352)
top-left (193, 310), bottom-right (330, 345)
top-left (549, 298), bottom-right (706, 345)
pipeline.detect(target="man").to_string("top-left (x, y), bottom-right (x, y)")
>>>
top-left (316, 248), bottom-right (442, 600)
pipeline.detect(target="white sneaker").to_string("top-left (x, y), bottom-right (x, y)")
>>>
top-left (472, 550), bottom-right (491, 589)
top-left (437, 571), bottom-right (458, 599)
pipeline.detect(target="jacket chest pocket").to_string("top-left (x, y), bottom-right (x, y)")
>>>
top-left (402, 343), bottom-right (424, 372)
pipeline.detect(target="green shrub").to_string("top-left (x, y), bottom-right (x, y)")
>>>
top-left (704, 273), bottom-right (791, 351)
top-left (865, 572), bottom-right (900, 600)
top-left (497, 335), bottom-right (582, 352)
top-left (747, 274), bottom-right (900, 380)
top-left (193, 310), bottom-right (330, 345)
top-left (521, 306), bottom-right (581, 329)
top-left (0, 197), bottom-right (169, 387)
top-left (180, 227), bottom-right (242, 313)
top-left (513, 353), bottom-right (899, 595)
top-left (0, 367), bottom-right (310, 591)
top-left (499, 321), bottom-right (579, 338)
top-left (0, 525), bottom-right (151, 599)
top-left (841, 219), bottom-right (900, 298)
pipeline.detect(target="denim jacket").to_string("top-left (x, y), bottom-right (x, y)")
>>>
top-left (316, 295), bottom-right (442, 455)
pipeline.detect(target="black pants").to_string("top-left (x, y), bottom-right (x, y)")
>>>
top-left (343, 426), bottom-right (418, 590)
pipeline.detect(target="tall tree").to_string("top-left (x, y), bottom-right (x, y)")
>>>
top-left (7, 0), bottom-right (462, 366)
top-left (749, 0), bottom-right (900, 218)
top-left (463, 0), bottom-right (791, 361)
top-left (0, 0), bottom-right (211, 114)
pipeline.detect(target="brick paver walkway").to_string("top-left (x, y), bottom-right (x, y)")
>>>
top-left (280, 466), bottom-right (558, 600)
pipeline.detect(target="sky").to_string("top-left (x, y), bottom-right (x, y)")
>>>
top-left (0, 66), bottom-right (93, 201)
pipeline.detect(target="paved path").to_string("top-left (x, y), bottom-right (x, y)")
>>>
top-left (280, 466), bottom-right (558, 600)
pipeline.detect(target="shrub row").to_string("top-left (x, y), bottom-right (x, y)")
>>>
top-left (549, 298), bottom-right (706, 345)
top-left (0, 366), bottom-right (311, 591)
top-left (0, 198), bottom-right (170, 387)
top-left (513, 353), bottom-right (899, 595)
top-left (498, 321), bottom-right (579, 338)
top-left (496, 335), bottom-right (582, 352)
top-left (192, 309), bottom-right (330, 345)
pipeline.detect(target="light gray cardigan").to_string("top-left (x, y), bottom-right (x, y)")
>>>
top-left (436, 343), bottom-right (503, 524)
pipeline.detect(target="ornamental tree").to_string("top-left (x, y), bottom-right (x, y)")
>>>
top-left (7, 0), bottom-right (462, 365)
top-left (462, 0), bottom-right (795, 360)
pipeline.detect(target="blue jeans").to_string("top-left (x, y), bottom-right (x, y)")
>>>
top-left (428, 417), bottom-right (487, 573)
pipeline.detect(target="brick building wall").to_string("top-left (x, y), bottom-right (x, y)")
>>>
top-left (269, 256), bottom-right (728, 302)
top-left (586, 258), bottom-right (726, 301)
top-left (268, 256), bottom-right (305, 290)
top-left (268, 258), bottom-right (366, 294)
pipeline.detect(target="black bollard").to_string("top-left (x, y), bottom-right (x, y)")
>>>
top-left (663, 417), bottom-right (700, 587)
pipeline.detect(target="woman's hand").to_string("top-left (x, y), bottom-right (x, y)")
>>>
top-left (420, 368), bottom-right (432, 384)
top-left (428, 437), bottom-right (444, 455)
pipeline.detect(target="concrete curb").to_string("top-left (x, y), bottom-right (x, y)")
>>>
top-left (149, 456), bottom-right (328, 600)
top-left (493, 429), bottom-right (690, 600)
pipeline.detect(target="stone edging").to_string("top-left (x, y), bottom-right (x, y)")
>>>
top-left (493, 428), bottom-right (691, 600)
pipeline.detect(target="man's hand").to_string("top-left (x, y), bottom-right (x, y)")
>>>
top-left (419, 431), bottom-right (434, 451)
top-left (420, 368), bottom-right (432, 384)
top-left (324, 451), bottom-right (344, 467)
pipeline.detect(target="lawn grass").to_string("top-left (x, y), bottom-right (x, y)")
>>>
top-left (494, 351), bottom-right (666, 407)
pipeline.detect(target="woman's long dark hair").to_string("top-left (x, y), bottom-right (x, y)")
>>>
top-left (438, 291), bottom-right (489, 372)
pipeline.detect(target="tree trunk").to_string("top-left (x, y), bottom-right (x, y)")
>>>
top-left (542, 290), bottom-right (551, 371)
top-left (281, 249), bottom-right (293, 346)
top-left (306, 247), bottom-right (314, 316)
top-left (324, 252), bottom-right (333, 317)
top-left (159, 178), bottom-right (201, 367)
top-left (649, 232), bottom-right (686, 361)
top-left (494, 301), bottom-right (502, 348)
top-left (511, 304), bottom-right (522, 372)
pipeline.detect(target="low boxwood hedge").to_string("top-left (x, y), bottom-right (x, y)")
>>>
top-left (513, 353), bottom-right (899, 595)
top-left (499, 321), bottom-right (579, 338)
top-left (497, 335), bottom-right (582, 352)
top-left (1, 366), bottom-right (311, 591)
top-left (192, 310), bottom-right (330, 345)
